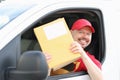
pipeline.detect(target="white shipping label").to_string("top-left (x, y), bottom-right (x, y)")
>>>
top-left (43, 21), bottom-right (67, 40)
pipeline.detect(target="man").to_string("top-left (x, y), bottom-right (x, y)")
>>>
top-left (46, 19), bottom-right (103, 80)
top-left (69, 19), bottom-right (103, 80)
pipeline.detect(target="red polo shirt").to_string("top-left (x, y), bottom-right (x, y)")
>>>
top-left (74, 52), bottom-right (102, 72)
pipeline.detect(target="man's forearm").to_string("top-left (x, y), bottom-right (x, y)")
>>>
top-left (80, 51), bottom-right (103, 80)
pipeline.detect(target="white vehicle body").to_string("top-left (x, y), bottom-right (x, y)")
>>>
top-left (0, 0), bottom-right (120, 80)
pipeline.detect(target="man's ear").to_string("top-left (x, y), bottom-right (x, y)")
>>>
top-left (70, 30), bottom-right (75, 34)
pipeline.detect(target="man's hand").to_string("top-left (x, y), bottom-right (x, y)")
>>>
top-left (44, 52), bottom-right (52, 62)
top-left (70, 41), bottom-right (84, 54)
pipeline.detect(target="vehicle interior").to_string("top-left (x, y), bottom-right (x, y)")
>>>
top-left (1, 8), bottom-right (105, 80)
top-left (21, 8), bottom-right (105, 62)
top-left (20, 8), bottom-right (106, 79)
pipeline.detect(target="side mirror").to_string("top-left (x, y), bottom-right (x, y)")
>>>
top-left (5, 51), bottom-right (49, 80)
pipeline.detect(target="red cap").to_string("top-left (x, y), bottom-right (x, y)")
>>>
top-left (71, 19), bottom-right (95, 33)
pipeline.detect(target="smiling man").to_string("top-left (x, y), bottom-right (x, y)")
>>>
top-left (70, 19), bottom-right (103, 80)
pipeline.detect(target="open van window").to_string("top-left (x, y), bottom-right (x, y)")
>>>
top-left (21, 8), bottom-right (105, 78)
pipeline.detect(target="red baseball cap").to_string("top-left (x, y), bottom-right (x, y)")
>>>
top-left (71, 19), bottom-right (95, 33)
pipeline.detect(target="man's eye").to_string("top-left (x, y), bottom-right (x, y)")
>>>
top-left (79, 31), bottom-right (83, 34)
top-left (86, 33), bottom-right (90, 35)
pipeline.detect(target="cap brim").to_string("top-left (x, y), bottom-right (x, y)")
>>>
top-left (88, 26), bottom-right (95, 33)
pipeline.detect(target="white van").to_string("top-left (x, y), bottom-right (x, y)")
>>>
top-left (0, 0), bottom-right (120, 80)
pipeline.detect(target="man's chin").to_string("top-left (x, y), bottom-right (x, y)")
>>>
top-left (81, 45), bottom-right (85, 48)
top-left (81, 45), bottom-right (87, 49)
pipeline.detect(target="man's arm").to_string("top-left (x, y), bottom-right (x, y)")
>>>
top-left (70, 41), bottom-right (104, 80)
